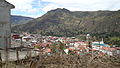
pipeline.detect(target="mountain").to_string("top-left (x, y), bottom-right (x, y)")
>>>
top-left (11, 15), bottom-right (34, 26)
top-left (12, 8), bottom-right (120, 37)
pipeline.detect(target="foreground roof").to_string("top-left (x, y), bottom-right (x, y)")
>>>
top-left (0, 0), bottom-right (15, 9)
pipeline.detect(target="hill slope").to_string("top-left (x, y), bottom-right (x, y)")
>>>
top-left (12, 8), bottom-right (120, 37)
top-left (11, 15), bottom-right (34, 26)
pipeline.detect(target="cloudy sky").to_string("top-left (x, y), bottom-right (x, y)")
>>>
top-left (6, 0), bottom-right (120, 18)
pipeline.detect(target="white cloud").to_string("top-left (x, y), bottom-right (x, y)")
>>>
top-left (42, 0), bottom-right (120, 11)
top-left (42, 0), bottom-right (99, 4)
top-left (5, 0), bottom-right (120, 17)
top-left (6, 0), bottom-right (35, 12)
top-left (6, 0), bottom-right (42, 18)
top-left (42, 4), bottom-right (59, 12)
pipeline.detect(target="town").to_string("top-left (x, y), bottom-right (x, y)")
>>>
top-left (0, 0), bottom-right (120, 68)
top-left (11, 32), bottom-right (120, 56)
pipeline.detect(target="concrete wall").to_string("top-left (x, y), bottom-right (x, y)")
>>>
top-left (0, 7), bottom-right (10, 22)
top-left (0, 6), bottom-right (11, 48)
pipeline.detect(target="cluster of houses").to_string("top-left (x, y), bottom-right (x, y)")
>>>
top-left (12, 33), bottom-right (120, 56)
top-left (0, 0), bottom-right (120, 58)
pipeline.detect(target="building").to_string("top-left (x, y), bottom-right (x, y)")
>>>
top-left (0, 0), bottom-right (15, 48)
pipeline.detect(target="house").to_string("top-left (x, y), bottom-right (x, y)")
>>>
top-left (12, 34), bottom-right (20, 39)
top-left (92, 39), bottom-right (110, 47)
top-left (22, 35), bottom-right (34, 42)
top-left (0, 0), bottom-right (15, 48)
top-left (92, 42), bottom-right (110, 51)
top-left (100, 47), bottom-right (116, 56)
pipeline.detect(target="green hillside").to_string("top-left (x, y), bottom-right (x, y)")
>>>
top-left (12, 8), bottom-right (120, 45)
top-left (11, 15), bottom-right (34, 26)
top-left (12, 8), bottom-right (120, 36)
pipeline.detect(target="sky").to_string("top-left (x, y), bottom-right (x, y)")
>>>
top-left (6, 0), bottom-right (120, 18)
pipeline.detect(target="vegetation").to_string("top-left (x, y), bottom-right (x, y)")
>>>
top-left (12, 8), bottom-right (120, 46)
top-left (1, 54), bottom-right (120, 68)
top-left (11, 15), bottom-right (33, 26)
top-left (107, 37), bottom-right (120, 46)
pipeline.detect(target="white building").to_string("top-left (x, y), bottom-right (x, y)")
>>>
top-left (0, 0), bottom-right (15, 48)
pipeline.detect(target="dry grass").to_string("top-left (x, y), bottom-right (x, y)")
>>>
top-left (1, 53), bottom-right (120, 68)
top-left (37, 54), bottom-right (120, 68)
